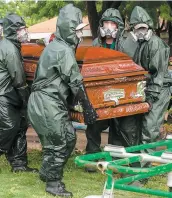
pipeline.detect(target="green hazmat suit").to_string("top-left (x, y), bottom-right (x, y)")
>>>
top-left (120, 6), bottom-right (171, 150)
top-left (85, 8), bottom-right (141, 155)
top-left (92, 8), bottom-right (124, 49)
top-left (28, 4), bottom-right (97, 182)
top-left (0, 14), bottom-right (30, 168)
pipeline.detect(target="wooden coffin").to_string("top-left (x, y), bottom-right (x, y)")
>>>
top-left (22, 44), bottom-right (149, 123)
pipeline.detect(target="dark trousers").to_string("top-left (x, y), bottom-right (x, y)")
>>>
top-left (0, 101), bottom-right (28, 168)
top-left (85, 120), bottom-right (110, 154)
top-left (109, 115), bottom-right (142, 147)
top-left (28, 92), bottom-right (76, 181)
top-left (86, 115), bottom-right (141, 154)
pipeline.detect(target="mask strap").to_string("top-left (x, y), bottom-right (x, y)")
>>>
top-left (130, 31), bottom-right (138, 42)
top-left (144, 29), bottom-right (153, 41)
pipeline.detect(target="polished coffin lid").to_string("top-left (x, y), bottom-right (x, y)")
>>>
top-left (21, 44), bottom-right (149, 122)
top-left (22, 44), bottom-right (147, 79)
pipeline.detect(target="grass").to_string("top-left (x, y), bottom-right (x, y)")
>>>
top-left (0, 150), bottom-right (170, 198)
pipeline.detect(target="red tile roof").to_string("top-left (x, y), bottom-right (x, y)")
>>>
top-left (28, 16), bottom-right (90, 33)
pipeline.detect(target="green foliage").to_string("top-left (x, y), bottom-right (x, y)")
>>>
top-left (0, 0), bottom-right (46, 26)
top-left (0, 1), bottom-right (19, 17)
top-left (160, 3), bottom-right (172, 21)
top-left (0, 0), bottom-right (87, 27)
top-left (96, 1), bottom-right (103, 13)
top-left (31, 1), bottom-right (87, 19)
top-left (0, 150), bottom-right (168, 198)
top-left (0, 1), bottom-right (172, 29)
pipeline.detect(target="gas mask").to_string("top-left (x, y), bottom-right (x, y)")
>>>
top-left (100, 21), bottom-right (118, 39)
top-left (17, 26), bottom-right (30, 43)
top-left (75, 23), bottom-right (88, 44)
top-left (131, 23), bottom-right (152, 42)
top-left (76, 29), bottom-right (83, 43)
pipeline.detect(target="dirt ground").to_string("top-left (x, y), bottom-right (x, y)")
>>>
top-left (27, 112), bottom-right (172, 151)
top-left (26, 126), bottom-right (108, 151)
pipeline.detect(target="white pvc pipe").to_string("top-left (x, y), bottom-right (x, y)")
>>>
top-left (110, 152), bottom-right (172, 164)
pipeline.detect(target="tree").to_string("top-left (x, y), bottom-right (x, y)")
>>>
top-left (0, 0), bottom-right (47, 26)
top-left (22, 0), bottom-right (87, 25)
top-left (0, 0), bottom-right (87, 26)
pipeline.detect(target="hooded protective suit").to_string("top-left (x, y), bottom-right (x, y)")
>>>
top-left (86, 8), bottom-right (141, 156)
top-left (0, 14), bottom-right (30, 168)
top-left (28, 4), bottom-right (97, 183)
top-left (120, 6), bottom-right (171, 149)
top-left (93, 8), bottom-right (124, 49)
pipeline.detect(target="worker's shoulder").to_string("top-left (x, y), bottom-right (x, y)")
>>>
top-left (148, 34), bottom-right (169, 52)
top-left (0, 39), bottom-right (16, 54)
top-left (45, 40), bottom-right (74, 56)
top-left (92, 38), bottom-right (101, 47)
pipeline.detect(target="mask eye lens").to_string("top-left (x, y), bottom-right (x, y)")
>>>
top-left (17, 26), bottom-right (29, 43)
top-left (17, 27), bottom-right (26, 34)
top-left (103, 21), bottom-right (117, 29)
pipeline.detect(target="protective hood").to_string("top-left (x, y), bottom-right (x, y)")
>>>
top-left (99, 8), bottom-right (124, 32)
top-left (3, 13), bottom-right (26, 48)
top-left (130, 6), bottom-right (154, 29)
top-left (56, 4), bottom-right (83, 48)
top-left (97, 8), bottom-right (124, 46)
